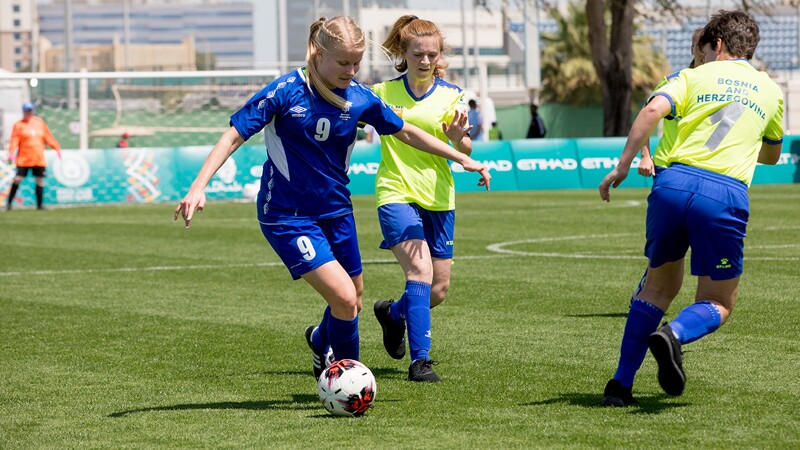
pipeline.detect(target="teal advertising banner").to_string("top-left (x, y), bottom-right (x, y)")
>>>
top-left (451, 140), bottom-right (518, 192)
top-left (574, 137), bottom-right (655, 189)
top-left (509, 138), bottom-right (582, 190)
top-left (2, 138), bottom-right (797, 208)
top-left (347, 142), bottom-right (381, 196)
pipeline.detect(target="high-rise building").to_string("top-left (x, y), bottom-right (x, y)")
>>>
top-left (0, 0), bottom-right (36, 71)
top-left (37, 0), bottom-right (254, 70)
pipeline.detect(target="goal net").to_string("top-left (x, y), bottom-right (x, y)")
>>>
top-left (18, 70), bottom-right (279, 150)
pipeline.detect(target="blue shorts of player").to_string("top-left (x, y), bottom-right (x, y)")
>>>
top-left (645, 163), bottom-right (749, 280)
top-left (260, 213), bottom-right (362, 280)
top-left (377, 203), bottom-right (455, 259)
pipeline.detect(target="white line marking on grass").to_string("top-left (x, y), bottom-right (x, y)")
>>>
top-left (485, 234), bottom-right (800, 261)
top-left (486, 234), bottom-right (644, 260)
top-left (3, 231), bottom-right (797, 277)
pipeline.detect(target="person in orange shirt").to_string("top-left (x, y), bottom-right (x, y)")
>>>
top-left (6, 102), bottom-right (61, 210)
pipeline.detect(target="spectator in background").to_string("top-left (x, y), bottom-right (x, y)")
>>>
top-left (488, 121), bottom-right (503, 140)
top-left (6, 101), bottom-right (61, 210)
top-left (467, 99), bottom-right (484, 141)
top-left (526, 103), bottom-right (546, 139)
top-left (117, 132), bottom-right (130, 148)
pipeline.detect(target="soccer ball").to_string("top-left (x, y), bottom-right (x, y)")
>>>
top-left (317, 359), bottom-right (376, 417)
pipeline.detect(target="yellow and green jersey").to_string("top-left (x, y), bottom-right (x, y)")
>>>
top-left (650, 71), bottom-right (681, 168)
top-left (653, 59), bottom-right (784, 185)
top-left (371, 75), bottom-right (467, 210)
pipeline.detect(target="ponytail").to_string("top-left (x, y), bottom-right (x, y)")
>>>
top-left (306, 16), bottom-right (365, 109)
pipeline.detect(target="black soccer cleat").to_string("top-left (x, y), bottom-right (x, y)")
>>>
top-left (374, 299), bottom-right (406, 360)
top-left (601, 379), bottom-right (638, 407)
top-left (648, 324), bottom-right (686, 396)
top-left (408, 358), bottom-right (441, 382)
top-left (305, 325), bottom-right (333, 380)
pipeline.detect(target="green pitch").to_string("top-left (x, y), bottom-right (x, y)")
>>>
top-left (1, 186), bottom-right (799, 448)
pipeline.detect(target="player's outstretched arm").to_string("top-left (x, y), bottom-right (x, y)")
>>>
top-left (600, 96), bottom-right (670, 202)
top-left (174, 127), bottom-right (245, 228)
top-left (393, 121), bottom-right (491, 190)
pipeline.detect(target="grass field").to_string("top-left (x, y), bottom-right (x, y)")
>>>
top-left (1, 186), bottom-right (799, 448)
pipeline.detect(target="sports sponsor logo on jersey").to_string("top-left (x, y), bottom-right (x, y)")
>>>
top-left (289, 105), bottom-right (307, 117)
top-left (340, 104), bottom-right (351, 121)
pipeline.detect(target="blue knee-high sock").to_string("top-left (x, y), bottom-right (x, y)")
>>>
top-left (613, 298), bottom-right (664, 387)
top-left (389, 294), bottom-right (407, 324)
top-left (311, 306), bottom-right (331, 353)
top-left (327, 314), bottom-right (359, 361)
top-left (405, 281), bottom-right (432, 362)
top-left (669, 301), bottom-right (721, 345)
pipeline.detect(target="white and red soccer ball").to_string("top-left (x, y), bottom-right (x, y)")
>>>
top-left (317, 359), bottom-right (376, 417)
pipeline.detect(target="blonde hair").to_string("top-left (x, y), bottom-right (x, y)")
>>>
top-left (382, 15), bottom-right (449, 77)
top-left (306, 16), bottom-right (365, 109)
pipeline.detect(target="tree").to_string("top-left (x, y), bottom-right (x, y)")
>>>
top-left (540, 2), bottom-right (669, 109)
top-left (583, 0), bottom-right (792, 136)
top-left (586, 0), bottom-right (634, 136)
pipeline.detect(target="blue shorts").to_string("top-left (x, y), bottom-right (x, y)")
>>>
top-left (645, 164), bottom-right (749, 280)
top-left (260, 213), bottom-right (362, 280)
top-left (377, 203), bottom-right (455, 259)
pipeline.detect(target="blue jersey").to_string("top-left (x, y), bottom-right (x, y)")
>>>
top-left (230, 68), bottom-right (404, 222)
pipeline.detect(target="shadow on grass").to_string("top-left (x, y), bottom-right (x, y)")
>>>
top-left (108, 393), bottom-right (319, 418)
top-left (565, 312), bottom-right (628, 319)
top-left (521, 392), bottom-right (689, 414)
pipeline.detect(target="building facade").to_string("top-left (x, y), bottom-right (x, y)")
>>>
top-left (36, 0), bottom-right (253, 70)
top-left (0, 0), bottom-right (36, 71)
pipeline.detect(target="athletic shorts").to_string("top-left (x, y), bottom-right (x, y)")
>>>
top-left (645, 163), bottom-right (749, 280)
top-left (377, 203), bottom-right (455, 259)
top-left (16, 166), bottom-right (46, 177)
top-left (259, 213), bottom-right (362, 280)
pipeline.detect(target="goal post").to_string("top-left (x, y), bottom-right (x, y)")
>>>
top-left (0, 69), bottom-right (280, 150)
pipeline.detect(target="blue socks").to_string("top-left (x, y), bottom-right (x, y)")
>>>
top-left (327, 314), bottom-right (359, 361)
top-left (613, 298), bottom-right (664, 388)
top-left (405, 281), bottom-right (432, 362)
top-left (389, 294), bottom-right (406, 323)
top-left (669, 301), bottom-right (721, 345)
top-left (389, 281), bottom-right (432, 362)
top-left (311, 306), bottom-right (331, 353)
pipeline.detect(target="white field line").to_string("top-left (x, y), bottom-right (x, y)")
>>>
top-left (2, 232), bottom-right (797, 277)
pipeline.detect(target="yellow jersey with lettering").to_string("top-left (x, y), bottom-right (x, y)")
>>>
top-left (652, 59), bottom-right (784, 185)
top-left (371, 75), bottom-right (467, 210)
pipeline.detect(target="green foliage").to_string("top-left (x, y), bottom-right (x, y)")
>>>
top-left (541, 2), bottom-right (671, 106)
top-left (1, 186), bottom-right (799, 447)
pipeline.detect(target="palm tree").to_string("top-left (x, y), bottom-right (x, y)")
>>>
top-left (540, 2), bottom-right (670, 109)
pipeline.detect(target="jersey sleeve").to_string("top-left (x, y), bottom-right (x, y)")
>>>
top-left (361, 87), bottom-right (404, 136)
top-left (763, 95), bottom-right (784, 143)
top-left (229, 80), bottom-right (285, 141)
top-left (651, 72), bottom-right (688, 121)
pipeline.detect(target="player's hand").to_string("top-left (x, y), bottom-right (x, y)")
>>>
top-left (599, 167), bottom-right (629, 202)
top-left (7, 154), bottom-right (16, 164)
top-left (460, 157), bottom-right (491, 191)
top-left (442, 109), bottom-right (472, 143)
top-left (637, 156), bottom-right (655, 177)
top-left (174, 189), bottom-right (206, 229)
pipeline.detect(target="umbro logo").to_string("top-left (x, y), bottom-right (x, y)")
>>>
top-left (289, 105), bottom-right (307, 117)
